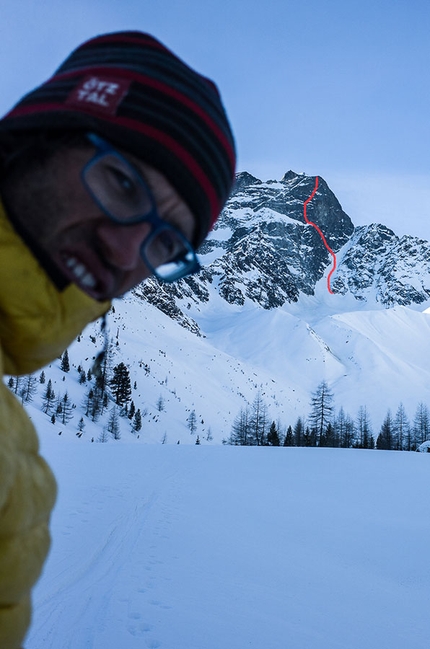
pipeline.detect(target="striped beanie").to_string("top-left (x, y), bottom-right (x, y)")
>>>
top-left (0, 31), bottom-right (236, 246)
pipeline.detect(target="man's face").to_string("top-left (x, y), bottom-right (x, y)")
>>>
top-left (4, 141), bottom-right (196, 301)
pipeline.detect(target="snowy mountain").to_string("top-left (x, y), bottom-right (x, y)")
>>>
top-left (23, 174), bottom-right (430, 649)
top-left (140, 170), bottom-right (430, 321)
top-left (19, 171), bottom-right (430, 443)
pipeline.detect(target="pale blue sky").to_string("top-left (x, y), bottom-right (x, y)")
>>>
top-left (1, 0), bottom-right (430, 237)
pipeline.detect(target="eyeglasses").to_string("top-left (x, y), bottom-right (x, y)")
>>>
top-left (82, 133), bottom-right (201, 282)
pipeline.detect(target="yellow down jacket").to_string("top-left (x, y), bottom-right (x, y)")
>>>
top-left (0, 200), bottom-right (109, 648)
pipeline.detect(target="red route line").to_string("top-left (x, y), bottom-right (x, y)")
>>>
top-left (303, 176), bottom-right (336, 294)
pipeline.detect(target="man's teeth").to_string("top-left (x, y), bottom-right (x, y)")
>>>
top-left (65, 256), bottom-right (97, 289)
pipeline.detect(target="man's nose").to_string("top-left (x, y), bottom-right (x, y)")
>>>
top-left (96, 220), bottom-right (151, 270)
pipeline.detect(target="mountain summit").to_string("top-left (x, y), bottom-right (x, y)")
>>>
top-left (138, 171), bottom-right (430, 327)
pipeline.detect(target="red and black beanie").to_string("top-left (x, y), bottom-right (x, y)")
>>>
top-left (0, 31), bottom-right (236, 247)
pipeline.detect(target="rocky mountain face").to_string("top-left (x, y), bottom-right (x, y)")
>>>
top-left (333, 224), bottom-right (430, 306)
top-left (137, 171), bottom-right (430, 329)
top-left (21, 171), bottom-right (430, 444)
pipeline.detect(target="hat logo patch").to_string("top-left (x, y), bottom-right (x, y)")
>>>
top-left (65, 75), bottom-right (131, 115)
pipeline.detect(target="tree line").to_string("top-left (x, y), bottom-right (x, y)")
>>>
top-left (224, 381), bottom-right (430, 451)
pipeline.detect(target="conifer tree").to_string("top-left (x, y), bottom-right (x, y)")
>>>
top-left (293, 417), bottom-right (304, 446)
top-left (128, 400), bottom-right (136, 420)
top-left (303, 426), bottom-right (313, 447)
top-left (84, 386), bottom-right (102, 422)
top-left (9, 376), bottom-right (22, 395)
top-left (283, 425), bottom-right (294, 446)
top-left (39, 370), bottom-right (46, 384)
top-left (42, 379), bottom-right (55, 414)
top-left (376, 411), bottom-right (393, 450)
top-left (110, 362), bottom-right (132, 407)
top-left (187, 410), bottom-right (197, 435)
top-left (266, 421), bottom-right (280, 446)
top-left (60, 349), bottom-right (70, 372)
top-left (323, 422), bottom-right (337, 448)
top-left (132, 408), bottom-right (142, 433)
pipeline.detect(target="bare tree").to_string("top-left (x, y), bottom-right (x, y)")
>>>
top-left (42, 379), bottom-right (55, 414)
top-left (393, 403), bottom-right (410, 451)
top-left (20, 374), bottom-right (38, 404)
top-left (413, 402), bottom-right (430, 448)
top-left (107, 405), bottom-right (121, 440)
top-left (308, 381), bottom-right (334, 446)
top-left (248, 393), bottom-right (270, 446)
top-left (227, 406), bottom-right (250, 445)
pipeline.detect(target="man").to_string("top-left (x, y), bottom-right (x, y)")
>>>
top-left (0, 31), bottom-right (235, 648)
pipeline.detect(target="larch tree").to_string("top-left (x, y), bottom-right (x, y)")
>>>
top-left (393, 403), bottom-right (410, 451)
top-left (187, 410), bottom-right (197, 435)
top-left (308, 381), bottom-right (334, 446)
top-left (248, 393), bottom-right (270, 446)
top-left (42, 379), bottom-right (55, 415)
top-left (227, 407), bottom-right (250, 445)
top-left (356, 406), bottom-right (373, 449)
top-left (413, 402), bottom-right (430, 448)
top-left (107, 406), bottom-right (121, 440)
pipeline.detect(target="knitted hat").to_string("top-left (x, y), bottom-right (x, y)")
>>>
top-left (0, 31), bottom-right (236, 247)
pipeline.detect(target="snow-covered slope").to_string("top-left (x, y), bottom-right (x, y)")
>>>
top-left (18, 170), bottom-right (430, 443)
top-left (23, 291), bottom-right (430, 445)
top-left (26, 442), bottom-right (430, 649)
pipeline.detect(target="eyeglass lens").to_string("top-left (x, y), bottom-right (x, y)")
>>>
top-left (83, 140), bottom-right (200, 281)
top-left (84, 153), bottom-right (153, 222)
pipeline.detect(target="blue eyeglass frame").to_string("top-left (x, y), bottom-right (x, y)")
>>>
top-left (82, 132), bottom-right (201, 282)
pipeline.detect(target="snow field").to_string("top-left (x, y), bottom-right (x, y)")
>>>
top-left (27, 442), bottom-right (430, 649)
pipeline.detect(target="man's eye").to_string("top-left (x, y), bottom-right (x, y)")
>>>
top-left (106, 166), bottom-right (138, 196)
